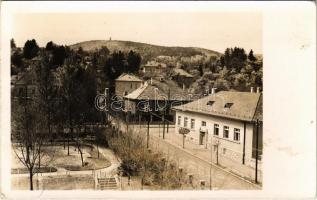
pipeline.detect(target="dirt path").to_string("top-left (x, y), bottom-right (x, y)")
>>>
top-left (11, 146), bottom-right (121, 178)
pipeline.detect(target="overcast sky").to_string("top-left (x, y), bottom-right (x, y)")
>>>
top-left (12, 12), bottom-right (262, 54)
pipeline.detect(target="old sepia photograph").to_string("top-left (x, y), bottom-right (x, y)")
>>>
top-left (1, 2), bottom-right (315, 199)
top-left (9, 11), bottom-right (263, 191)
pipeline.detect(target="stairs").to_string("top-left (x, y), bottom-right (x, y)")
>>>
top-left (97, 177), bottom-right (118, 190)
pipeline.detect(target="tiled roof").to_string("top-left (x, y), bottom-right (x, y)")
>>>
top-left (173, 68), bottom-right (194, 78)
top-left (124, 79), bottom-right (189, 101)
top-left (173, 91), bottom-right (262, 122)
top-left (151, 79), bottom-right (189, 99)
top-left (115, 73), bottom-right (143, 82)
top-left (124, 82), bottom-right (167, 100)
top-left (144, 61), bottom-right (167, 68)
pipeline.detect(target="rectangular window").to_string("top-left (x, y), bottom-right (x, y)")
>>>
top-left (223, 126), bottom-right (229, 138)
top-left (214, 124), bottom-right (219, 136)
top-left (130, 83), bottom-right (133, 89)
top-left (184, 117), bottom-right (188, 127)
top-left (177, 116), bottom-right (181, 126)
top-left (201, 121), bottom-right (206, 126)
top-left (234, 128), bottom-right (240, 141)
top-left (190, 119), bottom-right (195, 129)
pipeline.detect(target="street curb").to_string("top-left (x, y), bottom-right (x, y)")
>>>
top-left (152, 135), bottom-right (262, 189)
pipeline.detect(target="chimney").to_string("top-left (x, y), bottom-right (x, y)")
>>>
top-left (143, 67), bottom-right (145, 73)
top-left (250, 87), bottom-right (254, 93)
top-left (104, 88), bottom-right (109, 97)
top-left (256, 87), bottom-right (261, 93)
top-left (211, 88), bottom-right (216, 94)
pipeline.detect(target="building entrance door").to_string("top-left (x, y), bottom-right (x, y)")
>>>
top-left (199, 132), bottom-right (205, 145)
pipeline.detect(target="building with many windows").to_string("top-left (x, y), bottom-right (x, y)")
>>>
top-left (173, 89), bottom-right (263, 181)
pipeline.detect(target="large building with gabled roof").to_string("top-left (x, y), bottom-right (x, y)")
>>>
top-left (172, 89), bottom-right (263, 181)
top-left (123, 79), bottom-right (191, 122)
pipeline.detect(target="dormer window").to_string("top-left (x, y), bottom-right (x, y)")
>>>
top-left (207, 101), bottom-right (215, 106)
top-left (224, 103), bottom-right (233, 109)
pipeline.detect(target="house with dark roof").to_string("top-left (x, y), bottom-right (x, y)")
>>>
top-left (11, 69), bottom-right (38, 98)
top-left (172, 68), bottom-right (194, 88)
top-left (115, 73), bottom-right (143, 97)
top-left (172, 89), bottom-right (263, 181)
top-left (123, 79), bottom-right (191, 122)
top-left (12, 66), bottom-right (63, 100)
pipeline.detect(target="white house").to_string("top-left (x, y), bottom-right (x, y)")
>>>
top-left (172, 89), bottom-right (263, 182)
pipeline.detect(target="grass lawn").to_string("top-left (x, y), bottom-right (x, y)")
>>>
top-left (12, 144), bottom-right (111, 173)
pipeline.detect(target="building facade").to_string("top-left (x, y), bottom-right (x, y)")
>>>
top-left (173, 90), bottom-right (263, 181)
top-left (140, 61), bottom-right (167, 75)
top-left (172, 68), bottom-right (194, 89)
top-left (123, 80), bottom-right (191, 123)
top-left (115, 73), bottom-right (143, 97)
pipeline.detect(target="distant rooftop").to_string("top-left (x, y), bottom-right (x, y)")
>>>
top-left (124, 79), bottom-right (190, 101)
top-left (115, 73), bottom-right (143, 82)
top-left (124, 82), bottom-right (166, 100)
top-left (173, 68), bottom-right (194, 78)
top-left (144, 61), bottom-right (167, 68)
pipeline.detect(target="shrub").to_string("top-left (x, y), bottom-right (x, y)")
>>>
top-left (103, 127), bottom-right (186, 189)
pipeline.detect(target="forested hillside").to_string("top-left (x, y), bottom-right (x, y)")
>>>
top-left (11, 38), bottom-right (262, 96)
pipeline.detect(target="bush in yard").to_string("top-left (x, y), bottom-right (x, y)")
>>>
top-left (103, 127), bottom-right (187, 189)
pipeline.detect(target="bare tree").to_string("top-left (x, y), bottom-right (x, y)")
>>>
top-left (73, 122), bottom-right (85, 167)
top-left (11, 95), bottom-right (45, 190)
top-left (35, 52), bottom-right (58, 168)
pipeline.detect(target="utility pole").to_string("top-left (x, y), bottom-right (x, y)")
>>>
top-left (166, 89), bottom-right (170, 134)
top-left (162, 114), bottom-right (165, 139)
top-left (255, 119), bottom-right (259, 184)
top-left (126, 112), bottom-right (129, 133)
top-left (139, 114), bottom-right (141, 131)
top-left (96, 128), bottom-right (100, 159)
top-left (210, 130), bottom-right (212, 190)
top-left (147, 113), bottom-right (150, 148)
top-left (158, 121), bottom-right (161, 138)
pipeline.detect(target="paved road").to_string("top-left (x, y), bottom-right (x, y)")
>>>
top-left (119, 123), bottom-right (261, 190)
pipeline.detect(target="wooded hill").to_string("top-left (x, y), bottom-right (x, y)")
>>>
top-left (70, 40), bottom-right (221, 63)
